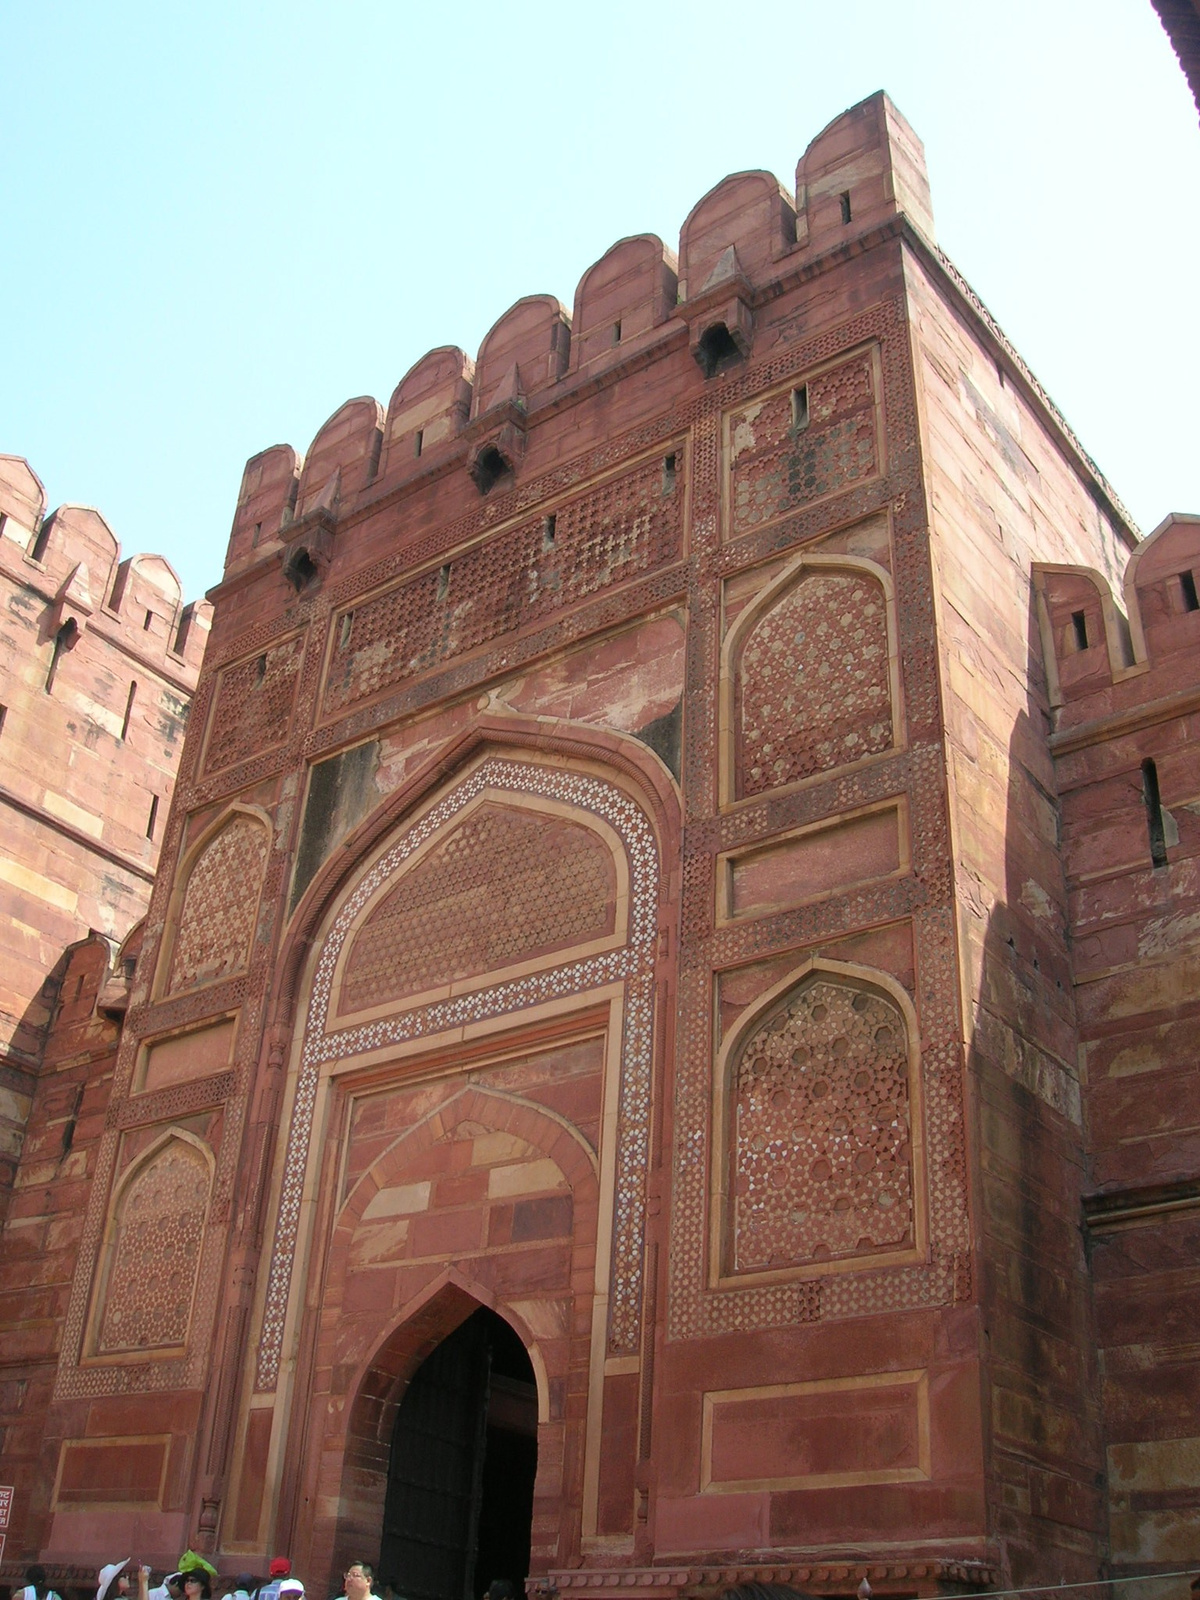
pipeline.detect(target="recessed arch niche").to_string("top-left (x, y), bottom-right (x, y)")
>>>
top-left (86, 1127), bottom-right (214, 1357)
top-left (711, 957), bottom-right (926, 1287)
top-left (157, 803), bottom-right (272, 997)
top-left (720, 552), bottom-right (902, 805)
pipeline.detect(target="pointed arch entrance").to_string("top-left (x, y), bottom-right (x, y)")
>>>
top-left (247, 734), bottom-right (680, 1590)
top-left (381, 1305), bottom-right (537, 1600)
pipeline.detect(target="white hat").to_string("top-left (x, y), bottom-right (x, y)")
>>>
top-left (278, 1584), bottom-right (304, 1597)
top-left (98, 1561), bottom-right (131, 1600)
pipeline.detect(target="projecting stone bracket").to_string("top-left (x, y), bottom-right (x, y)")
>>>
top-left (279, 510), bottom-right (335, 592)
top-left (465, 405), bottom-right (527, 496)
top-left (679, 249), bottom-right (755, 378)
top-left (48, 562), bottom-right (97, 637)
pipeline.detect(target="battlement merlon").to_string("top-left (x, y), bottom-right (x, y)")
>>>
top-left (1036, 513), bottom-right (1200, 731)
top-left (216, 88), bottom-right (1136, 594)
top-left (0, 454), bottom-right (212, 681)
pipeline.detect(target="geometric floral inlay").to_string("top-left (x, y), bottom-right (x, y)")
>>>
top-left (339, 802), bottom-right (616, 1015)
top-left (167, 813), bottom-right (269, 993)
top-left (735, 568), bottom-right (891, 799)
top-left (731, 975), bottom-right (913, 1273)
top-left (728, 350), bottom-right (878, 535)
top-left (204, 633), bottom-right (305, 776)
top-left (96, 1140), bottom-right (210, 1353)
top-left (322, 453), bottom-right (682, 717)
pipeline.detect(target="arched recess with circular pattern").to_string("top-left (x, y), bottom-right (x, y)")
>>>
top-left (719, 552), bottom-right (903, 806)
top-left (84, 1127), bottom-right (214, 1358)
top-left (710, 955), bottom-right (926, 1288)
top-left (154, 802), bottom-right (272, 998)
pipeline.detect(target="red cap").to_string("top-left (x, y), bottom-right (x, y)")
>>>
top-left (269, 1562), bottom-right (291, 1580)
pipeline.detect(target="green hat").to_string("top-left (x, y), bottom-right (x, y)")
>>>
top-left (177, 1555), bottom-right (219, 1582)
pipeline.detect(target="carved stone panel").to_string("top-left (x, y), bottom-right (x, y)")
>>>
top-left (321, 452), bottom-right (683, 719)
top-left (165, 813), bottom-right (269, 994)
top-left (726, 350), bottom-right (880, 537)
top-left (337, 800), bottom-right (618, 1016)
top-left (95, 1138), bottom-right (211, 1354)
top-left (726, 973), bottom-right (915, 1277)
top-left (735, 566), bottom-right (892, 799)
top-left (202, 632), bottom-right (305, 776)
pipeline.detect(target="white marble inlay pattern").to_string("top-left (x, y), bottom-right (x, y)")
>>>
top-left (255, 758), bottom-right (660, 1388)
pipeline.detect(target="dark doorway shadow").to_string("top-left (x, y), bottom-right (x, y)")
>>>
top-left (380, 1307), bottom-right (537, 1600)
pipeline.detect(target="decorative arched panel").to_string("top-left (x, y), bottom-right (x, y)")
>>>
top-left (727, 556), bottom-right (898, 802)
top-left (90, 1133), bottom-right (213, 1356)
top-left (333, 796), bottom-right (622, 1019)
top-left (161, 808), bottom-right (271, 995)
top-left (713, 961), bottom-right (925, 1287)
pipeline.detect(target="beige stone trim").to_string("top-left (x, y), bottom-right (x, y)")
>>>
top-left (700, 1367), bottom-right (930, 1493)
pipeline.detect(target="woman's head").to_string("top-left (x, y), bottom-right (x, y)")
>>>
top-left (98, 1559), bottom-right (132, 1600)
top-left (183, 1573), bottom-right (211, 1600)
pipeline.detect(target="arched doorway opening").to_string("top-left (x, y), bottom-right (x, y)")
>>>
top-left (380, 1306), bottom-right (538, 1600)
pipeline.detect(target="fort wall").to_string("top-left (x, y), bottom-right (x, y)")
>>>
top-left (0, 457), bottom-right (210, 1220)
top-left (0, 88), bottom-right (1193, 1594)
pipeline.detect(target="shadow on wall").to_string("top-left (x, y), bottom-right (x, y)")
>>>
top-left (962, 590), bottom-right (1105, 1585)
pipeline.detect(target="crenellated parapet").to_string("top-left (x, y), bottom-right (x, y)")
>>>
top-left (0, 454), bottom-right (212, 679)
top-left (1034, 512), bottom-right (1200, 728)
top-left (218, 91), bottom-right (947, 591)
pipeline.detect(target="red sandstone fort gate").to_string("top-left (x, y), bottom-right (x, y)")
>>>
top-left (5, 90), bottom-right (1200, 1595)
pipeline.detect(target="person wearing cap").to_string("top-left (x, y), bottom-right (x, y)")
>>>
top-left (257, 1557), bottom-right (292, 1600)
top-left (277, 1579), bottom-right (304, 1600)
top-left (149, 1573), bottom-right (185, 1600)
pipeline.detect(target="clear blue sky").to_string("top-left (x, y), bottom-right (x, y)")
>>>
top-left (3, 0), bottom-right (1197, 603)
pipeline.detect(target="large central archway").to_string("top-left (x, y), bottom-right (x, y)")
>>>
top-left (381, 1306), bottom-right (537, 1600)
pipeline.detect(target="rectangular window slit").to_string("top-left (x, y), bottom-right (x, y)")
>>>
top-left (1071, 610), bottom-right (1089, 651)
top-left (143, 609), bottom-right (153, 631)
top-left (1181, 571), bottom-right (1199, 612)
top-left (0, 704), bottom-right (7, 740)
top-left (839, 190), bottom-right (852, 224)
top-left (792, 384), bottom-right (810, 432)
top-left (339, 612), bottom-right (354, 649)
top-left (146, 794), bottom-right (159, 840)
top-left (415, 429), bottom-right (424, 458)
top-left (1142, 758), bottom-right (1169, 868)
top-left (121, 681), bottom-right (137, 741)
top-left (612, 320), bottom-right (622, 345)
top-left (254, 653), bottom-right (267, 686)
top-left (542, 514), bottom-right (557, 550)
top-left (252, 520), bottom-right (263, 547)
top-left (662, 453), bottom-right (677, 494)
top-left (436, 564), bottom-right (451, 601)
